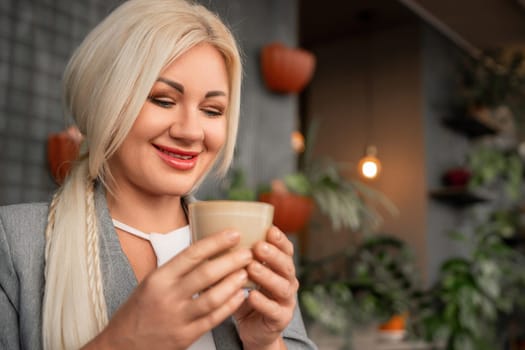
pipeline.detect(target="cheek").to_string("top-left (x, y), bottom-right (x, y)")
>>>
top-left (204, 120), bottom-right (227, 153)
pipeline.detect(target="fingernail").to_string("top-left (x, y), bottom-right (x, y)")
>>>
top-left (274, 229), bottom-right (282, 241)
top-left (227, 231), bottom-right (240, 241)
top-left (234, 290), bottom-right (244, 301)
top-left (238, 269), bottom-right (248, 282)
top-left (240, 249), bottom-right (253, 261)
top-left (251, 262), bottom-right (263, 274)
top-left (261, 243), bottom-right (270, 255)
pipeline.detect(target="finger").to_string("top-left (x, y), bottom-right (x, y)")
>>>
top-left (266, 226), bottom-right (294, 257)
top-left (247, 261), bottom-right (299, 302)
top-left (180, 249), bottom-right (252, 298)
top-left (246, 289), bottom-right (294, 326)
top-left (189, 269), bottom-right (248, 320)
top-left (253, 240), bottom-right (296, 281)
top-left (192, 288), bottom-right (247, 334)
top-left (160, 230), bottom-right (241, 277)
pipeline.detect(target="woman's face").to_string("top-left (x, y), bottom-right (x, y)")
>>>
top-left (108, 43), bottom-right (229, 198)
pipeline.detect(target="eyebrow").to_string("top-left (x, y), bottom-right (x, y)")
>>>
top-left (157, 77), bottom-right (184, 94)
top-left (205, 90), bottom-right (227, 98)
top-left (156, 77), bottom-right (227, 98)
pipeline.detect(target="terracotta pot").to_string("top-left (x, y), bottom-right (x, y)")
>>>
top-left (47, 126), bottom-right (82, 184)
top-left (258, 192), bottom-right (314, 233)
top-left (260, 42), bottom-right (316, 93)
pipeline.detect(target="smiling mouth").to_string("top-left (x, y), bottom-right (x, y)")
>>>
top-left (154, 145), bottom-right (196, 160)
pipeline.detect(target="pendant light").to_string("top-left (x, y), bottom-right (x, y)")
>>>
top-left (358, 17), bottom-right (381, 181)
top-left (359, 145), bottom-right (381, 179)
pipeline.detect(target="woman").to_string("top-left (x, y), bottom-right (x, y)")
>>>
top-left (0, 0), bottom-right (317, 349)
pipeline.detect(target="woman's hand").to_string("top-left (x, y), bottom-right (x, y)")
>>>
top-left (234, 226), bottom-right (299, 350)
top-left (85, 230), bottom-right (252, 350)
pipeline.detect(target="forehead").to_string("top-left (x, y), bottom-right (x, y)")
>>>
top-left (158, 43), bottom-right (229, 92)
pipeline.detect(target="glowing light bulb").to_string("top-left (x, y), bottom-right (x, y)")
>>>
top-left (362, 159), bottom-right (379, 178)
top-left (358, 145), bottom-right (381, 180)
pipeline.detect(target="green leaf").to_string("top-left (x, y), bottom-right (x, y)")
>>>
top-left (283, 173), bottom-right (312, 196)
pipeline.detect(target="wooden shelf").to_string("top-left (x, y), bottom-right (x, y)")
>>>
top-left (442, 115), bottom-right (500, 138)
top-left (429, 187), bottom-right (491, 207)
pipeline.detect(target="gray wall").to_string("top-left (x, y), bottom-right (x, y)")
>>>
top-left (421, 25), bottom-right (474, 284)
top-left (0, 0), bottom-right (299, 205)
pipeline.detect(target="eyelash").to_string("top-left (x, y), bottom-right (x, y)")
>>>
top-left (203, 108), bottom-right (223, 118)
top-left (149, 97), bottom-right (175, 108)
top-left (149, 96), bottom-right (224, 118)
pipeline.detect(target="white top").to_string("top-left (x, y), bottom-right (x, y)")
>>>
top-left (112, 219), bottom-right (217, 350)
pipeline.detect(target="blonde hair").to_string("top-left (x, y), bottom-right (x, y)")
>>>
top-left (43, 0), bottom-right (242, 348)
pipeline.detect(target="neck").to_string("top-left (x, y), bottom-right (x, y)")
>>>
top-left (105, 186), bottom-right (188, 234)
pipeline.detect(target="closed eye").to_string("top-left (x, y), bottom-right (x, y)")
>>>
top-left (149, 96), bottom-right (175, 108)
top-left (202, 108), bottom-right (223, 118)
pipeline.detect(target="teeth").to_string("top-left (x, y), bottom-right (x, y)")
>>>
top-left (162, 149), bottom-right (192, 159)
top-left (176, 154), bottom-right (192, 160)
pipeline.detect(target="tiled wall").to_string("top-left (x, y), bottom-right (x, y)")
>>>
top-left (0, 0), bottom-right (299, 205)
top-left (0, 0), bottom-right (120, 204)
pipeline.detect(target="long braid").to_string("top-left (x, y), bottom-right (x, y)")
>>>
top-left (44, 190), bottom-right (61, 270)
top-left (43, 160), bottom-right (99, 349)
top-left (85, 180), bottom-right (108, 330)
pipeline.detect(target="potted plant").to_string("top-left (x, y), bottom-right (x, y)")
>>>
top-left (437, 142), bottom-right (523, 205)
top-left (466, 144), bottom-right (523, 200)
top-left (47, 125), bottom-right (83, 184)
top-left (258, 180), bottom-right (315, 234)
top-left (258, 119), bottom-right (398, 236)
top-left (260, 42), bottom-right (316, 94)
top-left (460, 49), bottom-right (525, 132)
top-left (299, 234), bottom-right (421, 349)
top-left (218, 167), bottom-right (315, 234)
top-left (415, 209), bottom-right (525, 350)
top-left (422, 60), bottom-right (525, 347)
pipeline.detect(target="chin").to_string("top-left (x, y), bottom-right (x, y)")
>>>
top-left (159, 179), bottom-right (199, 196)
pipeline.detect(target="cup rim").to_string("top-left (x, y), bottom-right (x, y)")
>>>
top-left (188, 200), bottom-right (274, 211)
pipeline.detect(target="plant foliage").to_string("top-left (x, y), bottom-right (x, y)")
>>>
top-left (300, 235), bottom-right (421, 333)
top-left (415, 211), bottom-right (525, 350)
top-left (461, 49), bottom-right (525, 119)
top-left (284, 119), bottom-right (398, 233)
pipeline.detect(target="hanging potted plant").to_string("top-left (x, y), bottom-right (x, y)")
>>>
top-left (218, 168), bottom-right (315, 235)
top-left (258, 178), bottom-right (315, 234)
top-left (260, 42), bottom-right (316, 94)
top-left (47, 126), bottom-right (83, 184)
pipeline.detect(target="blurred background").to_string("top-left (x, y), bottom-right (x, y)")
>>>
top-left (2, 0), bottom-right (525, 349)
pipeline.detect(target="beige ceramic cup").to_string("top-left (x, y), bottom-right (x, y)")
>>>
top-left (188, 200), bottom-right (274, 289)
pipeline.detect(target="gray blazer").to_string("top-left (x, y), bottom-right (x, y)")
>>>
top-left (0, 185), bottom-right (317, 349)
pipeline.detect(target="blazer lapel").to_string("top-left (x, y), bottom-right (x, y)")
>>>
top-left (94, 183), bottom-right (137, 318)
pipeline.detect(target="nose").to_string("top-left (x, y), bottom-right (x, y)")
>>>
top-left (168, 107), bottom-right (205, 142)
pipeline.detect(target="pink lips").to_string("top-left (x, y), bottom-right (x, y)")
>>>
top-left (154, 144), bottom-right (200, 171)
